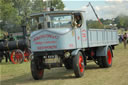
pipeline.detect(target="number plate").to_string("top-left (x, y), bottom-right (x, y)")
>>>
top-left (43, 55), bottom-right (55, 59)
top-left (44, 55), bottom-right (60, 63)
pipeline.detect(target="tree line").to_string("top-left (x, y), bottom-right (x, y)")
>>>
top-left (0, 0), bottom-right (65, 33)
top-left (87, 15), bottom-right (128, 30)
top-left (0, 0), bottom-right (128, 33)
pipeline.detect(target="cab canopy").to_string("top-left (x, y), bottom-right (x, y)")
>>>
top-left (30, 10), bottom-right (85, 30)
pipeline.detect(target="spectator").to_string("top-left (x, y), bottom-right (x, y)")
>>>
top-left (9, 34), bottom-right (15, 41)
top-left (119, 34), bottom-right (123, 43)
top-left (127, 33), bottom-right (128, 43)
top-left (123, 33), bottom-right (127, 49)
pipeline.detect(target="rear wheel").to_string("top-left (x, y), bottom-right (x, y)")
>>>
top-left (73, 51), bottom-right (85, 77)
top-left (31, 57), bottom-right (44, 80)
top-left (98, 47), bottom-right (112, 68)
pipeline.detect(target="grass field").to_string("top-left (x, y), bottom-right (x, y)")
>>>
top-left (0, 43), bottom-right (128, 85)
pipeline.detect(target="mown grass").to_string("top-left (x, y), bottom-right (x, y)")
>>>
top-left (0, 43), bottom-right (128, 85)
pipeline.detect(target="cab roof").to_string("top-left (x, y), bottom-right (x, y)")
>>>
top-left (30, 10), bottom-right (85, 17)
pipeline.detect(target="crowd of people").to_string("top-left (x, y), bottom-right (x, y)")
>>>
top-left (119, 32), bottom-right (128, 49)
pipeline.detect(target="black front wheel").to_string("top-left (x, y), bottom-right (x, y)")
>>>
top-left (73, 51), bottom-right (85, 77)
top-left (31, 58), bottom-right (44, 80)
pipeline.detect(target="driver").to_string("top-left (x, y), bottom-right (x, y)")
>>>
top-left (75, 15), bottom-right (82, 27)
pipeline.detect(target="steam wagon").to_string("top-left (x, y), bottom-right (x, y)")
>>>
top-left (30, 10), bottom-right (119, 80)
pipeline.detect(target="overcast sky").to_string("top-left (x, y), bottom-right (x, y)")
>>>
top-left (62, 0), bottom-right (128, 20)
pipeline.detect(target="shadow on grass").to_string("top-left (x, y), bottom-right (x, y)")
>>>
top-left (1, 64), bottom-right (104, 85)
top-left (44, 69), bottom-right (75, 80)
top-left (86, 63), bottom-right (109, 70)
top-left (86, 64), bottom-right (100, 70)
top-left (1, 73), bottom-right (32, 85)
top-left (1, 68), bottom-right (75, 85)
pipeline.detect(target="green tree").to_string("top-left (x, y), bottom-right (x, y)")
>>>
top-left (114, 15), bottom-right (128, 29)
top-left (0, 0), bottom-right (18, 31)
top-left (51, 0), bottom-right (65, 10)
top-left (12, 0), bottom-right (32, 25)
top-left (103, 19), bottom-right (112, 25)
top-left (87, 20), bottom-right (104, 29)
top-left (32, 0), bottom-right (65, 13)
top-left (32, 0), bottom-right (45, 13)
top-left (0, 0), bottom-right (65, 32)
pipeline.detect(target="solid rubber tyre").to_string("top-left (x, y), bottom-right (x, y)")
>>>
top-left (31, 59), bottom-right (44, 80)
top-left (98, 47), bottom-right (112, 68)
top-left (102, 47), bottom-right (112, 67)
top-left (73, 51), bottom-right (85, 77)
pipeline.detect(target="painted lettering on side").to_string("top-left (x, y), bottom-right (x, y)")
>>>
top-left (82, 33), bottom-right (86, 38)
top-left (37, 46), bottom-right (57, 50)
top-left (69, 44), bottom-right (74, 48)
top-left (33, 34), bottom-right (58, 41)
top-left (82, 29), bottom-right (86, 32)
top-left (35, 41), bottom-right (56, 45)
top-left (78, 36), bottom-right (80, 40)
top-left (81, 29), bottom-right (87, 41)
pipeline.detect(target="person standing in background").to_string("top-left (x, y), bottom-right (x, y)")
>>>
top-left (127, 33), bottom-right (128, 43)
top-left (123, 33), bottom-right (127, 49)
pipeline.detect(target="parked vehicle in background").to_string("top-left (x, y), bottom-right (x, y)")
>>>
top-left (0, 26), bottom-right (31, 64)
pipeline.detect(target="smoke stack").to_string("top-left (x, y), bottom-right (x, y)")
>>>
top-left (22, 25), bottom-right (27, 39)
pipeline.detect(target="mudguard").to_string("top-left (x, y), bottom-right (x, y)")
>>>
top-left (96, 45), bottom-right (113, 57)
top-left (71, 49), bottom-right (81, 56)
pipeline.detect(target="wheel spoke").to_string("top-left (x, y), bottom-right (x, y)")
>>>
top-left (10, 50), bottom-right (24, 64)
top-left (24, 48), bottom-right (31, 62)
